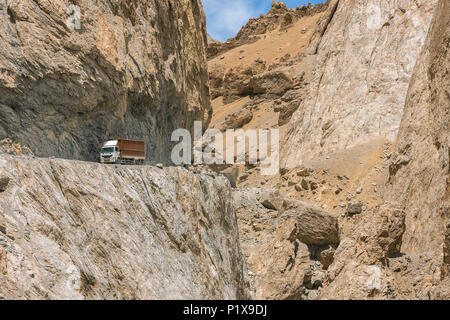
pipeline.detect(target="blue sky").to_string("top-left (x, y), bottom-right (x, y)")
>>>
top-left (202, 0), bottom-right (326, 42)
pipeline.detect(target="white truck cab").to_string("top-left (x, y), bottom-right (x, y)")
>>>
top-left (100, 140), bottom-right (120, 164)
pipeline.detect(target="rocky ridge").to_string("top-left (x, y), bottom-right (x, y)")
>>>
top-left (207, 1), bottom-right (331, 120)
top-left (382, 0), bottom-right (449, 298)
top-left (207, 1), bottom-right (329, 60)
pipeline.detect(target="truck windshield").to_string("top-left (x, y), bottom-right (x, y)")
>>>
top-left (101, 147), bottom-right (115, 154)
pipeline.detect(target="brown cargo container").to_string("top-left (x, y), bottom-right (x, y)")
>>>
top-left (117, 139), bottom-right (145, 160)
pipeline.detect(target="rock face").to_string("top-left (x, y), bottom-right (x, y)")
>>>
top-left (0, 0), bottom-right (211, 164)
top-left (233, 188), bottom-right (339, 300)
top-left (0, 154), bottom-right (251, 299)
top-left (234, 2), bottom-right (329, 44)
top-left (221, 108), bottom-right (253, 130)
top-left (444, 225), bottom-right (450, 278)
top-left (206, 1), bottom-right (329, 60)
top-left (318, 0), bottom-right (450, 299)
top-left (282, 0), bottom-right (438, 168)
top-left (319, 204), bottom-right (406, 299)
top-left (385, 0), bottom-right (449, 291)
top-left (206, 0), bottom-right (448, 300)
top-left (248, 70), bottom-right (293, 96)
top-left (0, 0), bottom-right (448, 301)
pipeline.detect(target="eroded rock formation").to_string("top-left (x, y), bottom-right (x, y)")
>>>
top-left (233, 188), bottom-right (338, 300)
top-left (319, 204), bottom-right (406, 299)
top-left (318, 0), bottom-right (449, 299)
top-left (207, 1), bottom-right (329, 60)
top-left (0, 154), bottom-right (251, 299)
top-left (385, 0), bottom-right (449, 263)
top-left (0, 0), bottom-right (211, 164)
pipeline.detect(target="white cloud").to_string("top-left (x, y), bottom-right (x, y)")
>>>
top-left (202, 0), bottom-right (266, 42)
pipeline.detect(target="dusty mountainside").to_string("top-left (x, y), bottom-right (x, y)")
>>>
top-left (208, 1), bottom-right (330, 110)
top-left (385, 0), bottom-right (449, 261)
top-left (206, 0), bottom-right (430, 199)
top-left (205, 0), bottom-right (438, 221)
top-left (204, 2), bottom-right (338, 193)
top-left (0, 153), bottom-right (251, 299)
top-left (207, 1), bottom-right (329, 61)
top-left (0, 0), bottom-right (254, 300)
top-left (0, 0), bottom-right (211, 164)
top-left (206, 0), bottom-right (448, 300)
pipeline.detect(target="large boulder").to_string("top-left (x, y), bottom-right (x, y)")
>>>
top-left (259, 188), bottom-right (285, 211)
top-left (247, 221), bottom-right (312, 300)
top-left (282, 0), bottom-right (439, 168)
top-left (249, 70), bottom-right (293, 95)
top-left (216, 59), bottom-right (267, 102)
top-left (319, 204), bottom-right (406, 299)
top-left (221, 108), bottom-right (253, 130)
top-left (234, 188), bottom-right (339, 299)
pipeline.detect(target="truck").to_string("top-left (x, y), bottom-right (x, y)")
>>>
top-left (100, 139), bottom-right (145, 165)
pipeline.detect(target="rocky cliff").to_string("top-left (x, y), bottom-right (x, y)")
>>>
top-left (0, 0), bottom-right (211, 164)
top-left (207, 1), bottom-right (329, 106)
top-left (205, 0), bottom-right (449, 300)
top-left (282, 0), bottom-right (438, 168)
top-left (318, 0), bottom-right (449, 299)
top-left (384, 0), bottom-right (449, 291)
top-left (0, 153), bottom-right (251, 299)
top-left (1, 0), bottom-right (448, 301)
